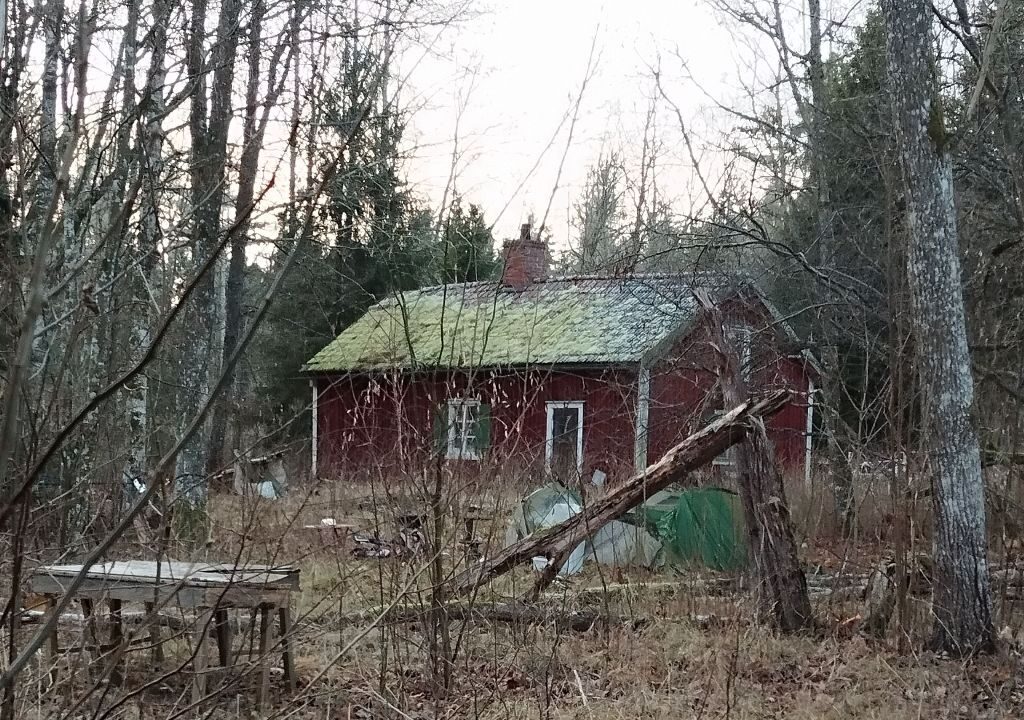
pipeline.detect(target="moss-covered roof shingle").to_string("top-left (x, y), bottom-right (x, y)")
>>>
top-left (304, 274), bottom-right (737, 372)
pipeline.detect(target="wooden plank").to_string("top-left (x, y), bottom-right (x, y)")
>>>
top-left (28, 576), bottom-right (209, 606)
top-left (201, 587), bottom-right (292, 609)
top-left (31, 561), bottom-right (298, 589)
top-left (29, 576), bottom-right (295, 609)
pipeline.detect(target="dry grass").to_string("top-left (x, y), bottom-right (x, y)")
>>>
top-left (15, 468), bottom-right (1024, 719)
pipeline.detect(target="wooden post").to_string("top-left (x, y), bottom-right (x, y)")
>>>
top-left (144, 602), bottom-right (164, 664)
top-left (46, 596), bottom-right (59, 659)
top-left (45, 596), bottom-right (59, 685)
top-left (80, 598), bottom-right (99, 677)
top-left (278, 605), bottom-right (295, 690)
top-left (192, 608), bottom-right (213, 707)
top-left (215, 608), bottom-right (232, 666)
top-left (108, 598), bottom-right (123, 682)
top-left (257, 605), bottom-right (273, 709)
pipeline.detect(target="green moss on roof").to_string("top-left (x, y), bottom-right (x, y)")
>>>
top-left (304, 275), bottom-right (732, 372)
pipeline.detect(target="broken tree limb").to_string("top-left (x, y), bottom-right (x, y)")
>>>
top-left (446, 389), bottom-right (791, 599)
top-left (208, 448), bottom-right (288, 488)
top-left (694, 290), bottom-right (812, 632)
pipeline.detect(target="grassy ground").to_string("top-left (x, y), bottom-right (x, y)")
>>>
top-left (15, 471), bottom-right (1024, 718)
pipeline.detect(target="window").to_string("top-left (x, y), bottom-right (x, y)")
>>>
top-left (546, 402), bottom-right (584, 477)
top-left (445, 399), bottom-right (484, 460)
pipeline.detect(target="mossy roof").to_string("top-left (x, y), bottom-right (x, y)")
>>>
top-left (304, 274), bottom-right (740, 372)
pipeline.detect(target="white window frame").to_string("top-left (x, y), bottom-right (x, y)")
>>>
top-left (545, 401), bottom-right (584, 475)
top-left (446, 399), bottom-right (481, 460)
top-left (310, 380), bottom-right (319, 477)
top-left (805, 377), bottom-right (815, 489)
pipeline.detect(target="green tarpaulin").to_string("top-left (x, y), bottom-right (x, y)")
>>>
top-left (640, 488), bottom-right (748, 572)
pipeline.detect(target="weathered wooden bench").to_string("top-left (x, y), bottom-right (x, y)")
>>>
top-left (28, 560), bottom-right (300, 707)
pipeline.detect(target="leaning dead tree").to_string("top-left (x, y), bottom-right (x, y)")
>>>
top-left (694, 291), bottom-right (811, 631)
top-left (882, 0), bottom-right (994, 654)
top-left (446, 390), bottom-right (790, 599)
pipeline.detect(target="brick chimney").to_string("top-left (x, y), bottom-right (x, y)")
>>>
top-left (501, 221), bottom-right (548, 290)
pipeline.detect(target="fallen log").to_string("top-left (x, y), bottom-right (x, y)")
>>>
top-left (446, 389), bottom-right (791, 599)
top-left (209, 448), bottom-right (288, 483)
top-left (552, 578), bottom-right (737, 602)
top-left (341, 600), bottom-right (647, 632)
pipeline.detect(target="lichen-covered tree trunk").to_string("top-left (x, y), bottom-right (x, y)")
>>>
top-left (881, 0), bottom-right (995, 654)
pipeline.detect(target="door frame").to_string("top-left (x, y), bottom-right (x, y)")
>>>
top-left (545, 401), bottom-right (584, 476)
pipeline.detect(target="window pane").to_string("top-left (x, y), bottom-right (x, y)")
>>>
top-left (448, 401), bottom-right (481, 459)
top-left (552, 408), bottom-right (578, 437)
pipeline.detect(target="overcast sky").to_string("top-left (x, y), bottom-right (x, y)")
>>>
top-left (399, 0), bottom-right (748, 251)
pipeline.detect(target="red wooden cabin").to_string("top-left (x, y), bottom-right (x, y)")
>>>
top-left (304, 225), bottom-right (818, 484)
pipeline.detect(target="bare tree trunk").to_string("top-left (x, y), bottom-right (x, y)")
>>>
top-left (207, 0), bottom-right (299, 473)
top-left (717, 0), bottom-right (857, 533)
top-left (36, 0), bottom-right (60, 225)
top-left (882, 0), bottom-right (995, 655)
top-left (0, 0), bottom-right (28, 369)
top-left (696, 291), bottom-right (812, 631)
top-left (123, 0), bottom-right (168, 509)
top-left (175, 0), bottom-right (241, 515)
top-left (25, 0), bottom-right (63, 374)
top-left (805, 0), bottom-right (858, 535)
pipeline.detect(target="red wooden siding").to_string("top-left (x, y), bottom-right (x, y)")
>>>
top-left (316, 367), bottom-right (639, 480)
top-left (647, 298), bottom-right (812, 473)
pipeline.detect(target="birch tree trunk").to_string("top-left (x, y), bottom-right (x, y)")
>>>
top-left (175, 0), bottom-right (241, 514)
top-left (881, 0), bottom-right (995, 655)
top-left (26, 0), bottom-right (63, 373)
top-left (122, 0), bottom-right (168, 506)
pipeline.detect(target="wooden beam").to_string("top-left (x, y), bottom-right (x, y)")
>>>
top-left (445, 389), bottom-right (791, 599)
